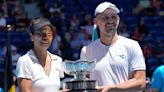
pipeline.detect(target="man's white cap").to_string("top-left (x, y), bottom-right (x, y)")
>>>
top-left (94, 2), bottom-right (120, 16)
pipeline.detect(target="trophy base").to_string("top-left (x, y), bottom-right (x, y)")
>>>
top-left (65, 80), bottom-right (97, 91)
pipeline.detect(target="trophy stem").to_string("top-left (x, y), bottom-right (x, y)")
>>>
top-left (74, 71), bottom-right (87, 80)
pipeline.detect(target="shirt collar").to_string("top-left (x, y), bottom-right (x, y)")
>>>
top-left (28, 49), bottom-right (58, 61)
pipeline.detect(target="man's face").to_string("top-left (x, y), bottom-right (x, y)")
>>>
top-left (94, 8), bottom-right (120, 38)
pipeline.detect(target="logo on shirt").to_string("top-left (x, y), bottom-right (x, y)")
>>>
top-left (118, 55), bottom-right (125, 59)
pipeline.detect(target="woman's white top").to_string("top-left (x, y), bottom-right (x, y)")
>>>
top-left (16, 50), bottom-right (64, 92)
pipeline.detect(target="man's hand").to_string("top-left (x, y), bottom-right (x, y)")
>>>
top-left (96, 85), bottom-right (115, 92)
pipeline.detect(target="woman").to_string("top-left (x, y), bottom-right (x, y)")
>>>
top-left (16, 17), bottom-right (64, 92)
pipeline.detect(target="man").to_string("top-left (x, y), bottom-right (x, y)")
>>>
top-left (80, 2), bottom-right (146, 92)
top-left (150, 65), bottom-right (164, 92)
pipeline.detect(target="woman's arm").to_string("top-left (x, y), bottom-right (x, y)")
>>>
top-left (18, 78), bottom-right (32, 92)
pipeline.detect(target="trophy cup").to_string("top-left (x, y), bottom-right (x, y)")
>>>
top-left (63, 59), bottom-right (98, 92)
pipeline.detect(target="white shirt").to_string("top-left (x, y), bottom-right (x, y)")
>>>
top-left (80, 36), bottom-right (145, 92)
top-left (16, 50), bottom-right (64, 92)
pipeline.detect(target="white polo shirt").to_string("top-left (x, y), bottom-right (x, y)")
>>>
top-left (16, 50), bottom-right (64, 92)
top-left (80, 36), bottom-right (145, 92)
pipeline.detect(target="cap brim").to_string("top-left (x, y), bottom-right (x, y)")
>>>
top-left (95, 2), bottom-right (120, 16)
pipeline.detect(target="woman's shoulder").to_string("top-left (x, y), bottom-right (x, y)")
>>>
top-left (18, 51), bottom-right (31, 61)
top-left (17, 50), bottom-right (37, 65)
top-left (48, 52), bottom-right (62, 62)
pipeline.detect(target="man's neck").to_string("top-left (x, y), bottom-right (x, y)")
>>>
top-left (100, 34), bottom-right (119, 46)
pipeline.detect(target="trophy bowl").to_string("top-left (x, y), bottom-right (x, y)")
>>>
top-left (62, 59), bottom-right (98, 92)
top-left (63, 59), bottom-right (96, 80)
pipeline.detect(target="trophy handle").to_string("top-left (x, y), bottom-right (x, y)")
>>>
top-left (62, 61), bottom-right (76, 76)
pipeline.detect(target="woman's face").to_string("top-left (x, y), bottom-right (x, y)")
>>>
top-left (31, 25), bottom-right (53, 49)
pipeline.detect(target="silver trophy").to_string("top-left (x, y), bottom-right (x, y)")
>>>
top-left (63, 59), bottom-right (98, 92)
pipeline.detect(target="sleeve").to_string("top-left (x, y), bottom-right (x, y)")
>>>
top-left (151, 67), bottom-right (162, 90)
top-left (16, 56), bottom-right (32, 79)
top-left (129, 42), bottom-right (146, 72)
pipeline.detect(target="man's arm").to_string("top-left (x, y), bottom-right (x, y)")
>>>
top-left (113, 70), bottom-right (146, 90)
top-left (97, 70), bottom-right (146, 92)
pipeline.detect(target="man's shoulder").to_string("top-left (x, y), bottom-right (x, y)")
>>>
top-left (119, 36), bottom-right (139, 45)
top-left (81, 39), bottom-right (100, 54)
top-left (85, 39), bottom-right (100, 48)
top-left (119, 36), bottom-right (137, 42)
